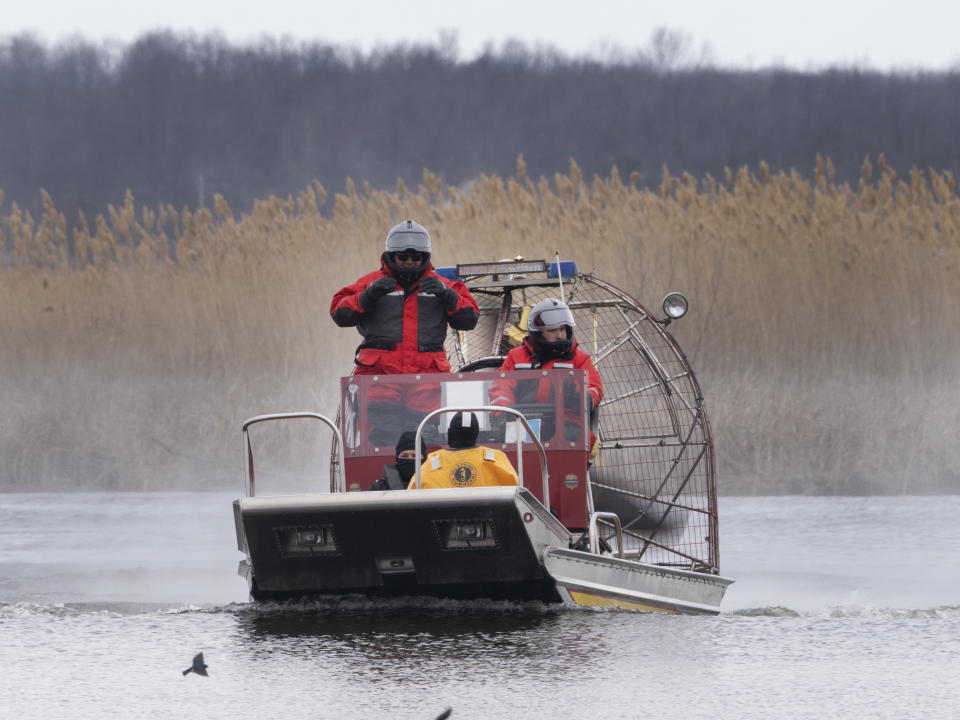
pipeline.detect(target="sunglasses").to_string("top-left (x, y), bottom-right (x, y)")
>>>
top-left (394, 251), bottom-right (425, 262)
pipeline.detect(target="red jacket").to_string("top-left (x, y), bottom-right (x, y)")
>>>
top-left (491, 337), bottom-right (603, 408)
top-left (330, 260), bottom-right (479, 374)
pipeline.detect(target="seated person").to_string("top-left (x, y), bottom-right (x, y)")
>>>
top-left (368, 431), bottom-right (427, 490)
top-left (409, 412), bottom-right (519, 489)
top-left (489, 298), bottom-right (603, 446)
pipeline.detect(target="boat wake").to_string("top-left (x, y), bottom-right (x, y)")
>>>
top-left (177, 595), bottom-right (564, 617)
top-left (821, 604), bottom-right (960, 619)
top-left (5, 599), bottom-right (957, 620)
top-left (731, 604), bottom-right (960, 619)
top-left (732, 605), bottom-right (802, 617)
top-left (0, 596), bottom-right (648, 619)
top-left (0, 601), bottom-right (178, 618)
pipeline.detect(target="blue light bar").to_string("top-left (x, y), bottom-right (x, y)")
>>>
top-left (434, 266), bottom-right (461, 281)
top-left (548, 261), bottom-right (579, 278)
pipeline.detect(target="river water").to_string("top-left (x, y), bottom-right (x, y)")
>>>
top-left (1, 493), bottom-right (958, 719)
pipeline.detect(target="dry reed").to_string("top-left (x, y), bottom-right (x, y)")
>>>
top-left (2, 155), bottom-right (958, 493)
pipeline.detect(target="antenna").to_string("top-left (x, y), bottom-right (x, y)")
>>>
top-left (554, 250), bottom-right (565, 303)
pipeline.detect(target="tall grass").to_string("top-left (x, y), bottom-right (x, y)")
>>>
top-left (2, 156), bottom-right (958, 493)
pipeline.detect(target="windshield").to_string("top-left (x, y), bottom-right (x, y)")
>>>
top-left (340, 369), bottom-right (589, 455)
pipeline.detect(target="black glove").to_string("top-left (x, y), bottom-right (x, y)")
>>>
top-left (419, 275), bottom-right (458, 310)
top-left (358, 276), bottom-right (396, 310)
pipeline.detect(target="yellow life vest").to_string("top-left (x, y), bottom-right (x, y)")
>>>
top-left (408, 447), bottom-right (519, 489)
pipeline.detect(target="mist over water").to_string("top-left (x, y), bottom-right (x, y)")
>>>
top-left (2, 493), bottom-right (958, 719)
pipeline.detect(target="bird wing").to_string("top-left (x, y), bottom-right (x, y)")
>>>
top-left (193, 653), bottom-right (209, 676)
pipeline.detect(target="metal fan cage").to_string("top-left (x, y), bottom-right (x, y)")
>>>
top-left (445, 270), bottom-right (719, 572)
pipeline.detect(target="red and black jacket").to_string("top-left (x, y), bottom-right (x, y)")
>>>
top-left (330, 259), bottom-right (479, 373)
top-left (490, 336), bottom-right (604, 408)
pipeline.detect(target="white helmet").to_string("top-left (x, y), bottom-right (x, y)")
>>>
top-left (385, 220), bottom-right (431, 254)
top-left (529, 298), bottom-right (576, 332)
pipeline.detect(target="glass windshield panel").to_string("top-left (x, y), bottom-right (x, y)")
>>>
top-left (340, 370), bottom-right (587, 455)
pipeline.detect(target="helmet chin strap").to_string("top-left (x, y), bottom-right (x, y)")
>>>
top-left (383, 252), bottom-right (427, 285)
top-left (531, 329), bottom-right (573, 362)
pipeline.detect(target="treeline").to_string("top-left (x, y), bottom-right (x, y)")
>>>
top-left (2, 31), bottom-right (960, 227)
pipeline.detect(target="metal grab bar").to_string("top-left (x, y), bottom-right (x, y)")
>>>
top-left (413, 406), bottom-right (549, 501)
top-left (589, 511), bottom-right (624, 558)
top-left (242, 412), bottom-right (344, 497)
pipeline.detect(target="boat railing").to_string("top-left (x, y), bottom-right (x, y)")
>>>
top-left (242, 412), bottom-right (344, 497)
top-left (589, 511), bottom-right (624, 558)
top-left (413, 406), bottom-right (549, 500)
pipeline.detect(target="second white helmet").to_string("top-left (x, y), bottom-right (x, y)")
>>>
top-left (529, 298), bottom-right (575, 331)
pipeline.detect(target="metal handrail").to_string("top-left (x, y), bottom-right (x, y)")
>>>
top-left (589, 511), bottom-right (624, 558)
top-left (241, 412), bottom-right (344, 497)
top-left (413, 406), bottom-right (549, 501)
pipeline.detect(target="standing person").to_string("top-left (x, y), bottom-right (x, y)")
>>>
top-left (330, 220), bottom-right (479, 447)
top-left (368, 431), bottom-right (427, 490)
top-left (409, 412), bottom-right (518, 489)
top-left (489, 298), bottom-right (603, 447)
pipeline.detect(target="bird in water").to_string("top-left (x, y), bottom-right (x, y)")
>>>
top-left (182, 652), bottom-right (209, 677)
top-left (434, 709), bottom-right (452, 720)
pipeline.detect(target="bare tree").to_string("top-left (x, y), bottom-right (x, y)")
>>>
top-left (0, 31), bottom-right (958, 238)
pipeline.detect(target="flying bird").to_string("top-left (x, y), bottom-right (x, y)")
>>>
top-left (182, 652), bottom-right (209, 677)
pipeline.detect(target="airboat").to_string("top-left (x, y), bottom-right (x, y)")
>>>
top-left (233, 259), bottom-right (733, 614)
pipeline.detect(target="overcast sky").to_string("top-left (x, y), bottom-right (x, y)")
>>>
top-left (4, 0), bottom-right (959, 71)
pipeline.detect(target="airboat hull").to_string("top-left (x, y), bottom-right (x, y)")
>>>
top-left (234, 487), bottom-right (730, 613)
